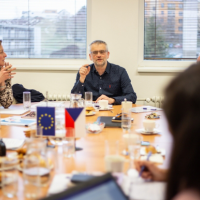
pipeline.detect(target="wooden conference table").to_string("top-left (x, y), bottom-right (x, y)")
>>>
top-left (0, 103), bottom-right (173, 199)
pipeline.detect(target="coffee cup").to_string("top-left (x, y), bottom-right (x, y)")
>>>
top-left (143, 120), bottom-right (156, 132)
top-left (99, 100), bottom-right (108, 110)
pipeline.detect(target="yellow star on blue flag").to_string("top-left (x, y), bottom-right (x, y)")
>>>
top-left (37, 107), bottom-right (55, 136)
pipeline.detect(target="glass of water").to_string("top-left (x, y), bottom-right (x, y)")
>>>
top-left (85, 92), bottom-right (93, 107)
top-left (63, 136), bottom-right (75, 158)
top-left (127, 133), bottom-right (141, 176)
top-left (2, 152), bottom-right (19, 198)
top-left (121, 108), bottom-right (132, 133)
top-left (23, 91), bottom-right (31, 110)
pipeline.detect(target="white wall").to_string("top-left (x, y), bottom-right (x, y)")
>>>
top-left (9, 0), bottom-right (176, 99)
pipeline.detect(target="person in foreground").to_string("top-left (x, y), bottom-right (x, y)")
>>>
top-left (71, 40), bottom-right (137, 104)
top-left (0, 40), bottom-right (16, 108)
top-left (135, 62), bottom-right (200, 200)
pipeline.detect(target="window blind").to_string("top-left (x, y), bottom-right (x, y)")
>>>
top-left (0, 0), bottom-right (87, 59)
top-left (144, 0), bottom-right (199, 60)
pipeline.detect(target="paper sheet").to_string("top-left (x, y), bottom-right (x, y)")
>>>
top-left (140, 154), bottom-right (164, 164)
top-left (132, 106), bottom-right (162, 113)
top-left (0, 109), bottom-right (29, 115)
top-left (48, 174), bottom-right (72, 195)
top-left (121, 170), bottom-right (166, 200)
top-left (2, 138), bottom-right (25, 150)
top-left (31, 101), bottom-right (64, 108)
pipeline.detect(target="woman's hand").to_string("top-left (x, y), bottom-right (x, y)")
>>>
top-left (0, 62), bottom-right (16, 83)
top-left (134, 160), bottom-right (168, 181)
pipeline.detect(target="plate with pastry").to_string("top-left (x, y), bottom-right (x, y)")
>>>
top-left (85, 110), bottom-right (96, 116)
top-left (140, 145), bottom-right (164, 164)
top-left (85, 106), bottom-right (95, 116)
top-left (145, 112), bottom-right (160, 119)
top-left (17, 156), bottom-right (54, 172)
top-left (16, 147), bottom-right (27, 161)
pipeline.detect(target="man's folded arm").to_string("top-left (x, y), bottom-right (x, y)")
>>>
top-left (71, 73), bottom-right (85, 97)
top-left (113, 93), bottom-right (137, 105)
top-left (112, 69), bottom-right (137, 105)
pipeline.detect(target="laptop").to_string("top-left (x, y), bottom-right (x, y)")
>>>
top-left (41, 173), bottom-right (128, 200)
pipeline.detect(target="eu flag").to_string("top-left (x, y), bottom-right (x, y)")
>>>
top-left (37, 107), bottom-right (55, 136)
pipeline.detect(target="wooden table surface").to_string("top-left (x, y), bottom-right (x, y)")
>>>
top-left (0, 103), bottom-right (173, 199)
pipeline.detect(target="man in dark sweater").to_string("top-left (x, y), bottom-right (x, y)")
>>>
top-left (71, 40), bottom-right (137, 105)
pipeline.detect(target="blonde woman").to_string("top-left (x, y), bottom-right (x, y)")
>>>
top-left (0, 40), bottom-right (16, 108)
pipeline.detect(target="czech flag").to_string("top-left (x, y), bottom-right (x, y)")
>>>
top-left (65, 108), bottom-right (86, 138)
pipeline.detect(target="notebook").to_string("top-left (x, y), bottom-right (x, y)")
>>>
top-left (96, 117), bottom-right (121, 128)
top-left (1, 116), bottom-right (36, 126)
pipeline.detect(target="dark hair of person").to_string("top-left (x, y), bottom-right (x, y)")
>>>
top-left (163, 62), bottom-right (200, 200)
top-left (0, 40), bottom-right (2, 45)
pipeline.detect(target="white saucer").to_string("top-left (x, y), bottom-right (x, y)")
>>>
top-left (99, 105), bottom-right (113, 111)
top-left (135, 128), bottom-right (161, 135)
top-left (85, 111), bottom-right (96, 116)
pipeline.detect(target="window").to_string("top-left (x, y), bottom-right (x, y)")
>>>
top-left (0, 0), bottom-right (87, 59)
top-left (161, 11), bottom-right (164, 15)
top-left (168, 10), bottom-right (175, 17)
top-left (179, 4), bottom-right (183, 9)
top-left (161, 3), bottom-right (164, 8)
top-left (168, 3), bottom-right (175, 9)
top-left (144, 0), bottom-right (199, 61)
top-left (178, 27), bottom-right (183, 31)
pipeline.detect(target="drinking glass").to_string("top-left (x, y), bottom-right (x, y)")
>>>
top-left (23, 153), bottom-right (41, 199)
top-left (121, 108), bottom-right (132, 133)
top-left (50, 106), bottom-right (65, 146)
top-left (127, 133), bottom-right (141, 176)
top-left (63, 137), bottom-right (75, 158)
top-left (23, 138), bottom-right (50, 199)
top-left (104, 140), bottom-right (125, 173)
top-left (70, 93), bottom-right (84, 108)
top-left (46, 148), bottom-right (58, 174)
top-left (2, 152), bottom-right (19, 198)
top-left (36, 126), bottom-right (43, 138)
top-left (23, 91), bottom-right (31, 110)
top-left (85, 92), bottom-right (93, 107)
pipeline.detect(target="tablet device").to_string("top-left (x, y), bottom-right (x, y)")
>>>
top-left (41, 173), bottom-right (128, 200)
top-left (70, 174), bottom-right (95, 184)
top-left (97, 116), bottom-right (121, 128)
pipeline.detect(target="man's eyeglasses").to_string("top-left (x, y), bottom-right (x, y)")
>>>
top-left (90, 50), bottom-right (107, 55)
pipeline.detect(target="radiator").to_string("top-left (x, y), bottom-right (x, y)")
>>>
top-left (48, 94), bottom-right (70, 101)
top-left (48, 94), bottom-right (164, 108)
top-left (136, 96), bottom-right (164, 108)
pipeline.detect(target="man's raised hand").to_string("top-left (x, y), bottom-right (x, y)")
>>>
top-left (79, 64), bottom-right (91, 83)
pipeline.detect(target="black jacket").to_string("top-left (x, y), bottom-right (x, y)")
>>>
top-left (12, 84), bottom-right (45, 103)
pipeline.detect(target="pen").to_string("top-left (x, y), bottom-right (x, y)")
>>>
top-left (139, 151), bottom-right (152, 177)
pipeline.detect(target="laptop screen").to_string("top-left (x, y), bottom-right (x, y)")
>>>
top-left (59, 179), bottom-right (127, 200)
top-left (42, 173), bottom-right (128, 200)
